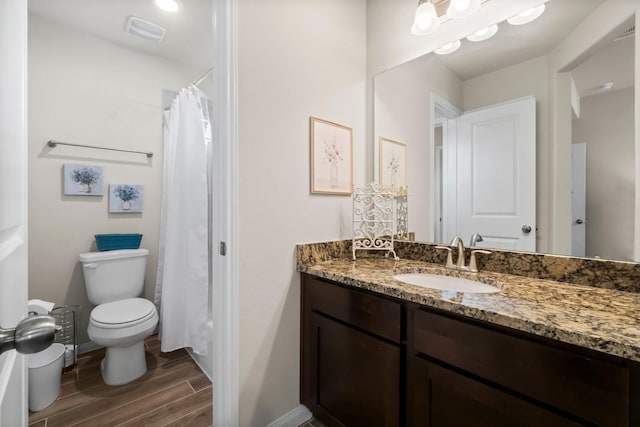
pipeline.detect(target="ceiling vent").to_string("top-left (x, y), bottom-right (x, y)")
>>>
top-left (125, 16), bottom-right (166, 43)
top-left (614, 25), bottom-right (635, 42)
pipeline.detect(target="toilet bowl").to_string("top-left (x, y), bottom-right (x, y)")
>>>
top-left (79, 249), bottom-right (158, 386)
top-left (88, 297), bottom-right (158, 385)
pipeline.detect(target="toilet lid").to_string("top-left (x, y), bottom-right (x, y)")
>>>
top-left (91, 298), bottom-right (156, 328)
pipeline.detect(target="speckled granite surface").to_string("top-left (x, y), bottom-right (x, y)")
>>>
top-left (298, 239), bottom-right (640, 293)
top-left (297, 240), bottom-right (640, 362)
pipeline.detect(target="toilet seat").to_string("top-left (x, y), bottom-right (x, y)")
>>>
top-left (90, 298), bottom-right (156, 329)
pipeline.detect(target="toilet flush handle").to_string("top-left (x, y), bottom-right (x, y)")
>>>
top-left (83, 263), bottom-right (98, 269)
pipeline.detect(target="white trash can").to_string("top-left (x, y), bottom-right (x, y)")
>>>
top-left (28, 343), bottom-right (65, 412)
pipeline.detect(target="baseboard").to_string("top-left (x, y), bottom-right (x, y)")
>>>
top-left (185, 347), bottom-right (213, 382)
top-left (77, 341), bottom-right (102, 354)
top-left (265, 405), bottom-right (312, 427)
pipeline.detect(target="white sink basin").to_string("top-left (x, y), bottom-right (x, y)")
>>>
top-left (393, 273), bottom-right (500, 294)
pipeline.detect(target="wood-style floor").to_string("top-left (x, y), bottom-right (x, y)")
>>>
top-left (299, 419), bottom-right (325, 427)
top-left (28, 335), bottom-right (212, 427)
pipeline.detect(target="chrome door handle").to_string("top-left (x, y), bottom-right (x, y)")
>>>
top-left (521, 225), bottom-right (532, 234)
top-left (0, 315), bottom-right (60, 356)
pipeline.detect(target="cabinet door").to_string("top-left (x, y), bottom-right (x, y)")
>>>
top-left (411, 309), bottom-right (628, 426)
top-left (310, 313), bottom-right (400, 427)
top-left (409, 356), bottom-right (583, 427)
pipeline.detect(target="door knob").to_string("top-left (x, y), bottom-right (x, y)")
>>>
top-left (521, 225), bottom-right (532, 234)
top-left (0, 315), bottom-right (60, 356)
top-left (575, 219), bottom-right (584, 224)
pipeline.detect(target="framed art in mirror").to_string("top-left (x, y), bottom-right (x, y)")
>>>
top-left (380, 137), bottom-right (407, 192)
top-left (310, 116), bottom-right (353, 195)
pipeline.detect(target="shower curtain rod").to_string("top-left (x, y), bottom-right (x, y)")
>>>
top-left (192, 68), bottom-right (213, 86)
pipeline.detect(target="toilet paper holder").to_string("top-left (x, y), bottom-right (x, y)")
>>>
top-left (51, 306), bottom-right (80, 370)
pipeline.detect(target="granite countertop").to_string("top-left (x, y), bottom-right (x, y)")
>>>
top-left (298, 256), bottom-right (640, 362)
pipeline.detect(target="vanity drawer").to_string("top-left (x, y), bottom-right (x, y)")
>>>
top-left (412, 309), bottom-right (629, 427)
top-left (303, 275), bottom-right (401, 343)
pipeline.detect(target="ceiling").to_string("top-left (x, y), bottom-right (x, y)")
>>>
top-left (28, 0), bottom-right (634, 97)
top-left (28, 0), bottom-right (212, 72)
top-left (432, 0), bottom-right (634, 98)
top-left (572, 27), bottom-right (635, 97)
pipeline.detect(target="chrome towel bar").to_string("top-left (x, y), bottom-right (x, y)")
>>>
top-left (47, 140), bottom-right (153, 158)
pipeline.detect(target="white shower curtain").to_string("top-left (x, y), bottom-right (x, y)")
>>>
top-left (155, 85), bottom-right (211, 355)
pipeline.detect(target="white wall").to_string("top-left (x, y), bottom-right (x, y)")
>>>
top-left (463, 55), bottom-right (551, 252)
top-left (375, 54), bottom-right (462, 241)
top-left (28, 15), bottom-right (199, 344)
top-left (238, 0), bottom-right (366, 425)
top-left (572, 88), bottom-right (635, 260)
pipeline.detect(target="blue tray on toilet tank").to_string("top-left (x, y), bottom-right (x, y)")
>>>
top-left (95, 234), bottom-right (143, 251)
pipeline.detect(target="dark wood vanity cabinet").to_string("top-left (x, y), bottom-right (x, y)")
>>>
top-left (301, 273), bottom-right (639, 427)
top-left (407, 308), bottom-right (633, 427)
top-left (301, 274), bottom-right (403, 427)
top-left (408, 357), bottom-right (583, 427)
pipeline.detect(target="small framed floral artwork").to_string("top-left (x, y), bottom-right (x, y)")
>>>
top-left (311, 116), bottom-right (353, 195)
top-left (64, 164), bottom-right (104, 196)
top-left (380, 137), bottom-right (407, 191)
top-left (109, 184), bottom-right (144, 213)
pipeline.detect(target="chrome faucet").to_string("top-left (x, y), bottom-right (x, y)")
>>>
top-left (435, 235), bottom-right (491, 273)
top-left (470, 233), bottom-right (483, 247)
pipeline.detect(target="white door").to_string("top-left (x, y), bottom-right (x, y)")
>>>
top-left (455, 97), bottom-right (536, 251)
top-left (0, 1), bottom-right (29, 425)
top-left (571, 143), bottom-right (586, 257)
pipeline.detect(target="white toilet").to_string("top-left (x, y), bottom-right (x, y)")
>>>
top-left (79, 248), bottom-right (158, 386)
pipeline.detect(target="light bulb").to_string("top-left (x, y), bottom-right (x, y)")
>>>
top-left (466, 24), bottom-right (498, 42)
top-left (507, 4), bottom-right (545, 25)
top-left (454, 0), bottom-right (470, 12)
top-left (434, 40), bottom-right (461, 55)
top-left (155, 0), bottom-right (182, 13)
top-left (447, 0), bottom-right (480, 19)
top-left (520, 8), bottom-right (535, 18)
top-left (412, 1), bottom-right (440, 36)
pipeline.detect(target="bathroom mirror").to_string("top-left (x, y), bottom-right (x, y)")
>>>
top-left (374, 0), bottom-right (637, 262)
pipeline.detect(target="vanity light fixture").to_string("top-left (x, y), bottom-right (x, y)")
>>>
top-left (507, 4), bottom-right (546, 26)
top-left (446, 0), bottom-right (481, 19)
top-left (466, 24), bottom-right (498, 41)
top-left (434, 40), bottom-right (461, 55)
top-left (411, 0), bottom-right (441, 36)
top-left (155, 0), bottom-right (183, 13)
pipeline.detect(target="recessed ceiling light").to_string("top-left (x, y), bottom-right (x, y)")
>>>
top-left (434, 40), bottom-right (461, 55)
top-left (598, 82), bottom-right (614, 91)
top-left (507, 4), bottom-right (546, 26)
top-left (155, 0), bottom-right (183, 13)
top-left (466, 24), bottom-right (499, 42)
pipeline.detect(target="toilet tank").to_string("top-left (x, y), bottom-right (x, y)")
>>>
top-left (79, 249), bottom-right (149, 305)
